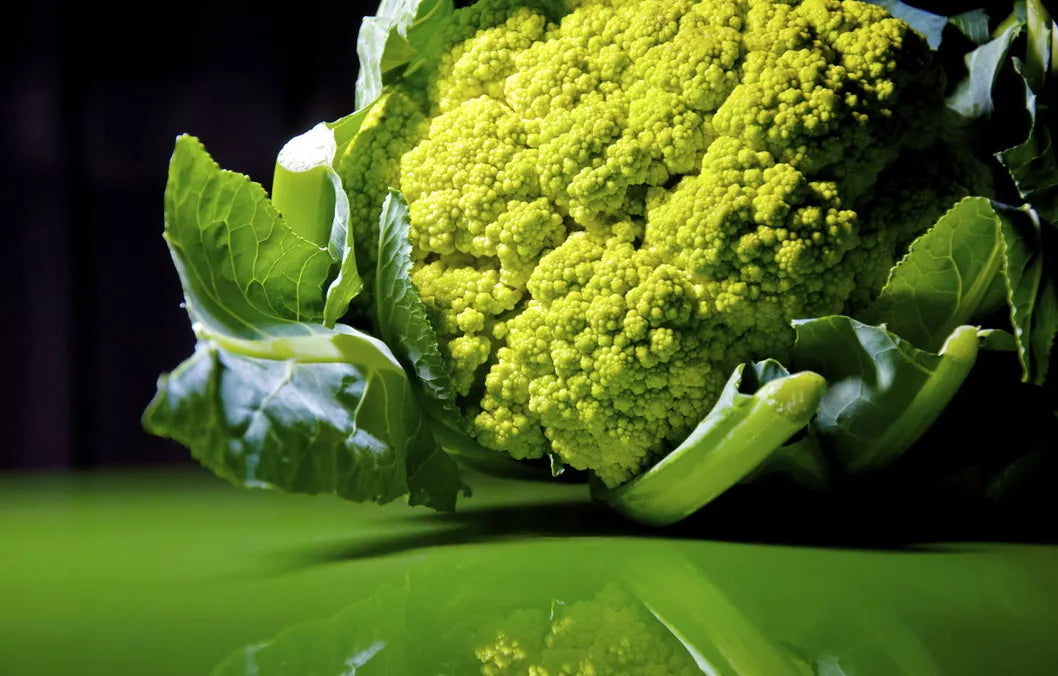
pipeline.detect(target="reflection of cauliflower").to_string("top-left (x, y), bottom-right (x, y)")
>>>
top-left (474, 584), bottom-right (700, 675)
top-left (341, 0), bottom-right (982, 487)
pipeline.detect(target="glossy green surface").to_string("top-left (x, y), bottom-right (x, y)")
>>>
top-left (2, 468), bottom-right (1057, 675)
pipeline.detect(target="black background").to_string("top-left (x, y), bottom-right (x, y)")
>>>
top-left (2, 2), bottom-right (365, 468)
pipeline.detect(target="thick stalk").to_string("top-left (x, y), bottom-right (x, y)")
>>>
top-left (273, 123), bottom-right (338, 248)
top-left (598, 370), bottom-right (826, 526)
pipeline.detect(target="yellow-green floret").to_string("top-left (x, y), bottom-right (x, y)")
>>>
top-left (474, 583), bottom-right (700, 675)
top-left (341, 0), bottom-right (966, 487)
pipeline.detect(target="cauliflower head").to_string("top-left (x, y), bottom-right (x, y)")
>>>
top-left (341, 0), bottom-right (970, 486)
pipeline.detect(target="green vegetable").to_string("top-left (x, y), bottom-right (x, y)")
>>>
top-left (147, 0), bottom-right (1057, 523)
top-left (596, 365), bottom-right (826, 526)
top-left (375, 0), bottom-right (963, 491)
top-left (144, 136), bottom-right (462, 510)
top-left (792, 320), bottom-right (979, 473)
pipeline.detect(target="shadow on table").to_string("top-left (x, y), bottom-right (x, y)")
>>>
top-left (273, 480), bottom-right (1058, 570)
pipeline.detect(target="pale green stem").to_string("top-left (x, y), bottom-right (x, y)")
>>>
top-left (599, 370), bottom-right (826, 526)
top-left (846, 324), bottom-right (980, 473)
top-left (194, 323), bottom-right (403, 374)
top-left (273, 123), bottom-right (339, 248)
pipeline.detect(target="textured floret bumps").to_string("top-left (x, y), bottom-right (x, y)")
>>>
top-left (340, 0), bottom-right (971, 486)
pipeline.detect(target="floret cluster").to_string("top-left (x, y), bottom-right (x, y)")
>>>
top-left (341, 0), bottom-right (960, 485)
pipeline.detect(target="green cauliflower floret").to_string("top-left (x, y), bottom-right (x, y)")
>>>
top-left (474, 584), bottom-right (700, 675)
top-left (341, 0), bottom-right (970, 487)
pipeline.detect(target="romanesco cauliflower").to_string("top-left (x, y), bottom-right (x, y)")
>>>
top-left (340, 0), bottom-right (977, 486)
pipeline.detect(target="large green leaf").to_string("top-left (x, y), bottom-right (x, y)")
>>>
top-left (996, 61), bottom-right (1058, 223)
top-left (995, 202), bottom-right (1058, 384)
top-left (374, 191), bottom-right (462, 421)
top-left (145, 327), bottom-right (462, 511)
top-left (865, 196), bottom-right (1057, 384)
top-left (164, 135), bottom-right (333, 338)
top-left (149, 136), bottom-right (465, 510)
top-left (791, 318), bottom-right (979, 473)
top-left (948, 9), bottom-right (991, 45)
top-left (863, 197), bottom-right (1007, 352)
top-left (1024, 0), bottom-right (1052, 91)
top-left (354, 0), bottom-right (455, 109)
top-left (947, 22), bottom-right (1023, 118)
top-left (320, 155), bottom-right (363, 326)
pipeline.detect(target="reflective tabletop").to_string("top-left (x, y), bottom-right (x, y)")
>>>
top-left (3, 469), bottom-right (1056, 674)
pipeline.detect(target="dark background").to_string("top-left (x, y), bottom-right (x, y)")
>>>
top-left (2, 2), bottom-right (365, 468)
